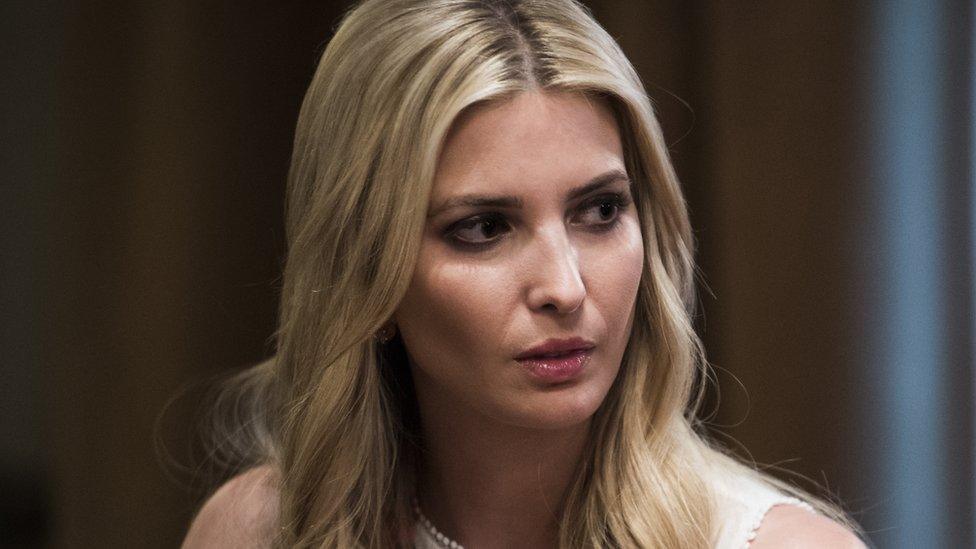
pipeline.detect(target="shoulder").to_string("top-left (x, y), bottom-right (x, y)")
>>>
top-left (750, 503), bottom-right (867, 549)
top-left (182, 465), bottom-right (280, 549)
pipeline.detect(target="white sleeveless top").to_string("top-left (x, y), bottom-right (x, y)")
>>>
top-left (413, 470), bottom-right (816, 548)
top-left (709, 467), bottom-right (816, 548)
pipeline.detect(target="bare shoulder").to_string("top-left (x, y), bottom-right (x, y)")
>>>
top-left (182, 465), bottom-right (280, 549)
top-left (750, 503), bottom-right (867, 549)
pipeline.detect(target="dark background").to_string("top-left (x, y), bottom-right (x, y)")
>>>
top-left (2, 1), bottom-right (973, 547)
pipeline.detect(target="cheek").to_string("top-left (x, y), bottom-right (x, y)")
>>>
top-left (588, 221), bottom-right (645, 313)
top-left (586, 221), bottom-right (645, 366)
top-left (395, 250), bottom-right (516, 373)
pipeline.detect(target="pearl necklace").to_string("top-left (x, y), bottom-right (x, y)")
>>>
top-left (412, 497), bottom-right (465, 549)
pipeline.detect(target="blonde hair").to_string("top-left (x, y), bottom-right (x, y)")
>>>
top-left (212, 0), bottom-right (864, 546)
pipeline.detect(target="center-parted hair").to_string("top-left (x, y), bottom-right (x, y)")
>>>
top-left (214, 1), bottom-right (862, 546)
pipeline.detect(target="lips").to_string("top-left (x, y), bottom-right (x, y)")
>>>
top-left (515, 336), bottom-right (596, 360)
top-left (516, 348), bottom-right (593, 384)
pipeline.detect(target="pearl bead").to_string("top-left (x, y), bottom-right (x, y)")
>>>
top-left (412, 496), bottom-right (465, 549)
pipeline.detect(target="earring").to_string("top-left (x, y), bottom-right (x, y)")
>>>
top-left (375, 322), bottom-right (397, 344)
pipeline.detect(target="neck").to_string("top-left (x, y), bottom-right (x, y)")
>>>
top-left (412, 374), bottom-right (591, 549)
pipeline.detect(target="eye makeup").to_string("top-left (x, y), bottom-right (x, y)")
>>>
top-left (441, 191), bottom-right (633, 251)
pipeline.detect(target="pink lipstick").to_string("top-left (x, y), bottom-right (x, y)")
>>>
top-left (515, 337), bottom-right (596, 384)
top-left (516, 348), bottom-right (592, 383)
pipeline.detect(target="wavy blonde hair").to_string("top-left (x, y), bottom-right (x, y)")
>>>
top-left (213, 0), bottom-right (865, 546)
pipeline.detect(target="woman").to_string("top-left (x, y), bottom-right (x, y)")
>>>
top-left (183, 0), bottom-right (868, 547)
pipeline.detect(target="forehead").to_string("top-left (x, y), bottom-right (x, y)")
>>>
top-left (431, 91), bottom-right (624, 200)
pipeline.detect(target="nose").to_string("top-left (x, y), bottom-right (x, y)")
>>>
top-left (525, 226), bottom-right (586, 314)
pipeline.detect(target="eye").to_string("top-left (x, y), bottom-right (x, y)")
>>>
top-left (442, 192), bottom-right (633, 250)
top-left (445, 213), bottom-right (511, 248)
top-left (575, 192), bottom-right (631, 229)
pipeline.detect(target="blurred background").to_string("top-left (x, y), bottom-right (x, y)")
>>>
top-left (2, 1), bottom-right (973, 547)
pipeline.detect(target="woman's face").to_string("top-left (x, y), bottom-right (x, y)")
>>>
top-left (394, 90), bottom-right (645, 430)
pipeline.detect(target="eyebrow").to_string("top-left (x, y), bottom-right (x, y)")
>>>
top-left (427, 168), bottom-right (632, 219)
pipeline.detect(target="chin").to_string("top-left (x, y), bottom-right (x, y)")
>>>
top-left (498, 384), bottom-right (609, 430)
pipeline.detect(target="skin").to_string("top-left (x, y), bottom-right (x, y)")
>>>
top-left (180, 89), bottom-right (867, 549)
top-left (392, 89), bottom-right (645, 548)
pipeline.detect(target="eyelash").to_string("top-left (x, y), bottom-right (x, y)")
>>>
top-left (443, 192), bottom-right (632, 250)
